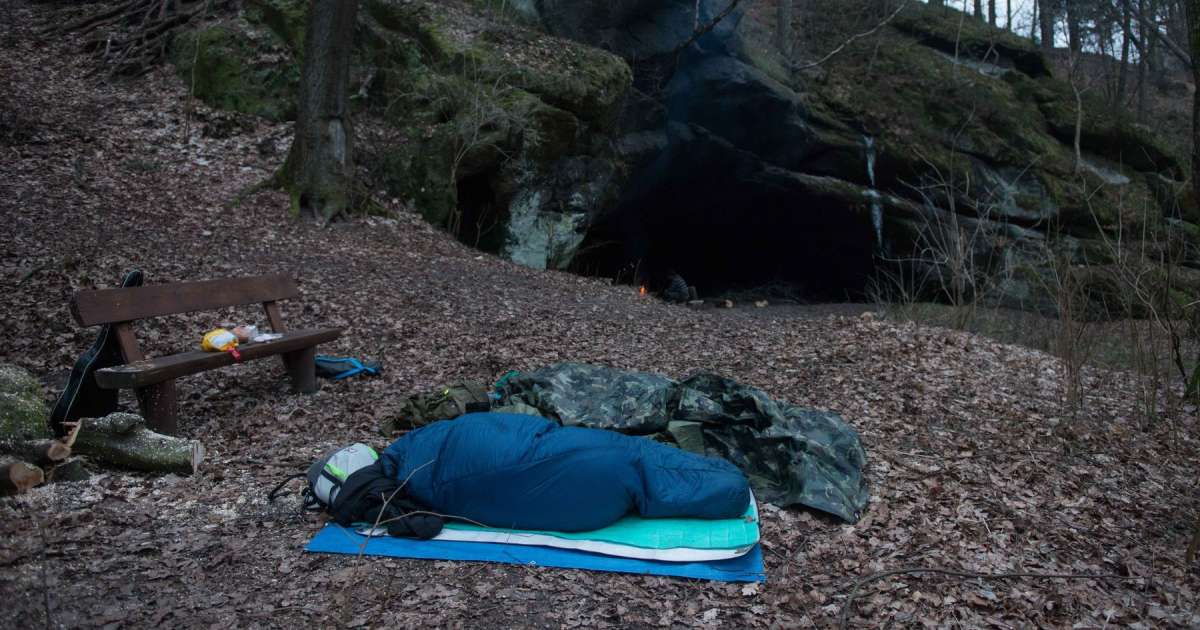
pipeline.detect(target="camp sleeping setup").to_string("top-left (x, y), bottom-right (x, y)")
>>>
top-left (305, 497), bottom-right (766, 582)
top-left (300, 412), bottom-right (767, 582)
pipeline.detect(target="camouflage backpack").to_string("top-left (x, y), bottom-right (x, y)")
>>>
top-left (379, 381), bottom-right (493, 436)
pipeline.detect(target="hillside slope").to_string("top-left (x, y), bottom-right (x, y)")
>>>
top-left (1, 3), bottom-right (1199, 627)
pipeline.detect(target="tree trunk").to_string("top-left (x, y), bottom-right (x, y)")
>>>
top-left (1040, 0), bottom-right (1057, 50)
top-left (1117, 3), bottom-right (1132, 100)
top-left (1187, 0), bottom-right (1200, 400)
top-left (1031, 0), bottom-right (1040, 42)
top-left (974, 0), bottom-right (984, 22)
top-left (1065, 0), bottom-right (1082, 53)
top-left (775, 0), bottom-right (792, 58)
top-left (1006, 0), bottom-right (1012, 31)
top-left (988, 0), bottom-right (996, 26)
top-left (1188, 0), bottom-right (1200, 238)
top-left (74, 413), bottom-right (205, 476)
top-left (281, 0), bottom-right (359, 221)
top-left (1144, 0), bottom-right (1165, 84)
top-left (1171, 0), bottom-right (1190, 56)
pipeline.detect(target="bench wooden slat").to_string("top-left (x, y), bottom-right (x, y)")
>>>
top-left (71, 275), bottom-right (301, 326)
top-left (94, 328), bottom-right (343, 389)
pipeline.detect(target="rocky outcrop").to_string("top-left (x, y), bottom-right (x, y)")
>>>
top-left (169, 0), bottom-right (1193, 312)
top-left (529, 0), bottom-right (1192, 311)
top-left (170, 0), bottom-right (631, 270)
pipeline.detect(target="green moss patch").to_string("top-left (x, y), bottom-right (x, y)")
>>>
top-left (169, 25), bottom-right (298, 121)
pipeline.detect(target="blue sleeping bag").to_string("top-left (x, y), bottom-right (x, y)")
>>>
top-left (379, 413), bottom-right (751, 532)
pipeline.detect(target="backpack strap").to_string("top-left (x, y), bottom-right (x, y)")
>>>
top-left (268, 472), bottom-right (325, 511)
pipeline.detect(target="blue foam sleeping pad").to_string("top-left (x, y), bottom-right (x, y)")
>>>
top-left (380, 413), bottom-right (751, 532)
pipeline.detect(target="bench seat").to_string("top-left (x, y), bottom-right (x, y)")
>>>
top-left (96, 327), bottom-right (344, 389)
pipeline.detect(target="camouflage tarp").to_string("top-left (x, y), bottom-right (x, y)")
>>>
top-left (498, 363), bottom-right (870, 523)
top-left (497, 363), bottom-right (675, 434)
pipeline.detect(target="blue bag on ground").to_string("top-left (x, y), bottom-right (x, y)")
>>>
top-left (314, 355), bottom-right (380, 380)
top-left (379, 413), bottom-right (751, 532)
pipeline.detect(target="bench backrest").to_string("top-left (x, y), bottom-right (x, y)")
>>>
top-left (71, 275), bottom-right (300, 326)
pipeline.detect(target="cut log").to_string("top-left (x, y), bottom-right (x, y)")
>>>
top-left (0, 459), bottom-right (45, 495)
top-left (75, 413), bottom-right (204, 476)
top-left (0, 439), bottom-right (71, 467)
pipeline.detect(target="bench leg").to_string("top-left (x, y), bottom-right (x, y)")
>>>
top-left (282, 346), bottom-right (318, 394)
top-left (136, 381), bottom-right (179, 435)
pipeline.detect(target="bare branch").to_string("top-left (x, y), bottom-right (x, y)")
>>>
top-left (793, 1), bottom-right (910, 71)
top-left (1118, 0), bottom-right (1193, 70)
top-left (667, 0), bottom-right (745, 58)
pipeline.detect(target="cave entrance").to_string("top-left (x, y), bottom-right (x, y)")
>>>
top-left (454, 172), bottom-right (506, 252)
top-left (575, 173), bottom-right (878, 302)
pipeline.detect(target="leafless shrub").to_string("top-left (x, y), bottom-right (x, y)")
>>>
top-left (871, 158), bottom-right (1016, 331)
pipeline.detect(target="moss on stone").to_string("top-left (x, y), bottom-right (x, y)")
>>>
top-left (0, 364), bottom-right (50, 441)
top-left (892, 3), bottom-right (1052, 78)
top-left (1033, 77), bottom-right (1184, 178)
top-left (366, 0), bottom-right (458, 62)
top-left (169, 26), bottom-right (298, 121)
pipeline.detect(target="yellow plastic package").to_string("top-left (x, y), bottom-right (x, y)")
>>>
top-left (202, 328), bottom-right (242, 360)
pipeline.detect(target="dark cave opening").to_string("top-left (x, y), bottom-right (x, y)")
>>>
top-left (454, 172), bottom-right (505, 252)
top-left (575, 174), bottom-right (879, 302)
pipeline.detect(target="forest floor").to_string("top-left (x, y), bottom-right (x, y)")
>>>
top-left (4, 3), bottom-right (1200, 628)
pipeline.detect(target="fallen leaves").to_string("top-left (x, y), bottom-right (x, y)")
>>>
top-left (1, 2), bottom-right (1199, 628)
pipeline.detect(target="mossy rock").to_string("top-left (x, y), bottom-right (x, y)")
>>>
top-left (169, 25), bottom-right (298, 122)
top-left (808, 6), bottom-right (1181, 248)
top-left (0, 364), bottom-right (50, 441)
top-left (892, 3), bottom-right (1052, 78)
top-left (1034, 78), bottom-right (1184, 178)
top-left (1147, 173), bottom-right (1200, 223)
top-left (366, 0), bottom-right (630, 125)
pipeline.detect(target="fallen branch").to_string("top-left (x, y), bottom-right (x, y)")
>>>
top-left (667, 0), bottom-right (744, 58)
top-left (0, 459), bottom-right (45, 496)
top-left (75, 412), bottom-right (204, 476)
top-left (839, 566), bottom-right (1147, 629)
top-left (52, 0), bottom-right (223, 76)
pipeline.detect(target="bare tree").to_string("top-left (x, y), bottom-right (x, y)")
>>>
top-left (281, 0), bottom-right (359, 221)
top-left (1188, 3), bottom-right (1200, 374)
top-left (1039, 0), bottom-right (1058, 50)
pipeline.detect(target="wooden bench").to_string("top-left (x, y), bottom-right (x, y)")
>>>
top-left (70, 274), bottom-right (343, 435)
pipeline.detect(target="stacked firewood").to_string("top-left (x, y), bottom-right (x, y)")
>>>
top-left (1, 414), bottom-right (205, 496)
top-left (0, 421), bottom-right (82, 496)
